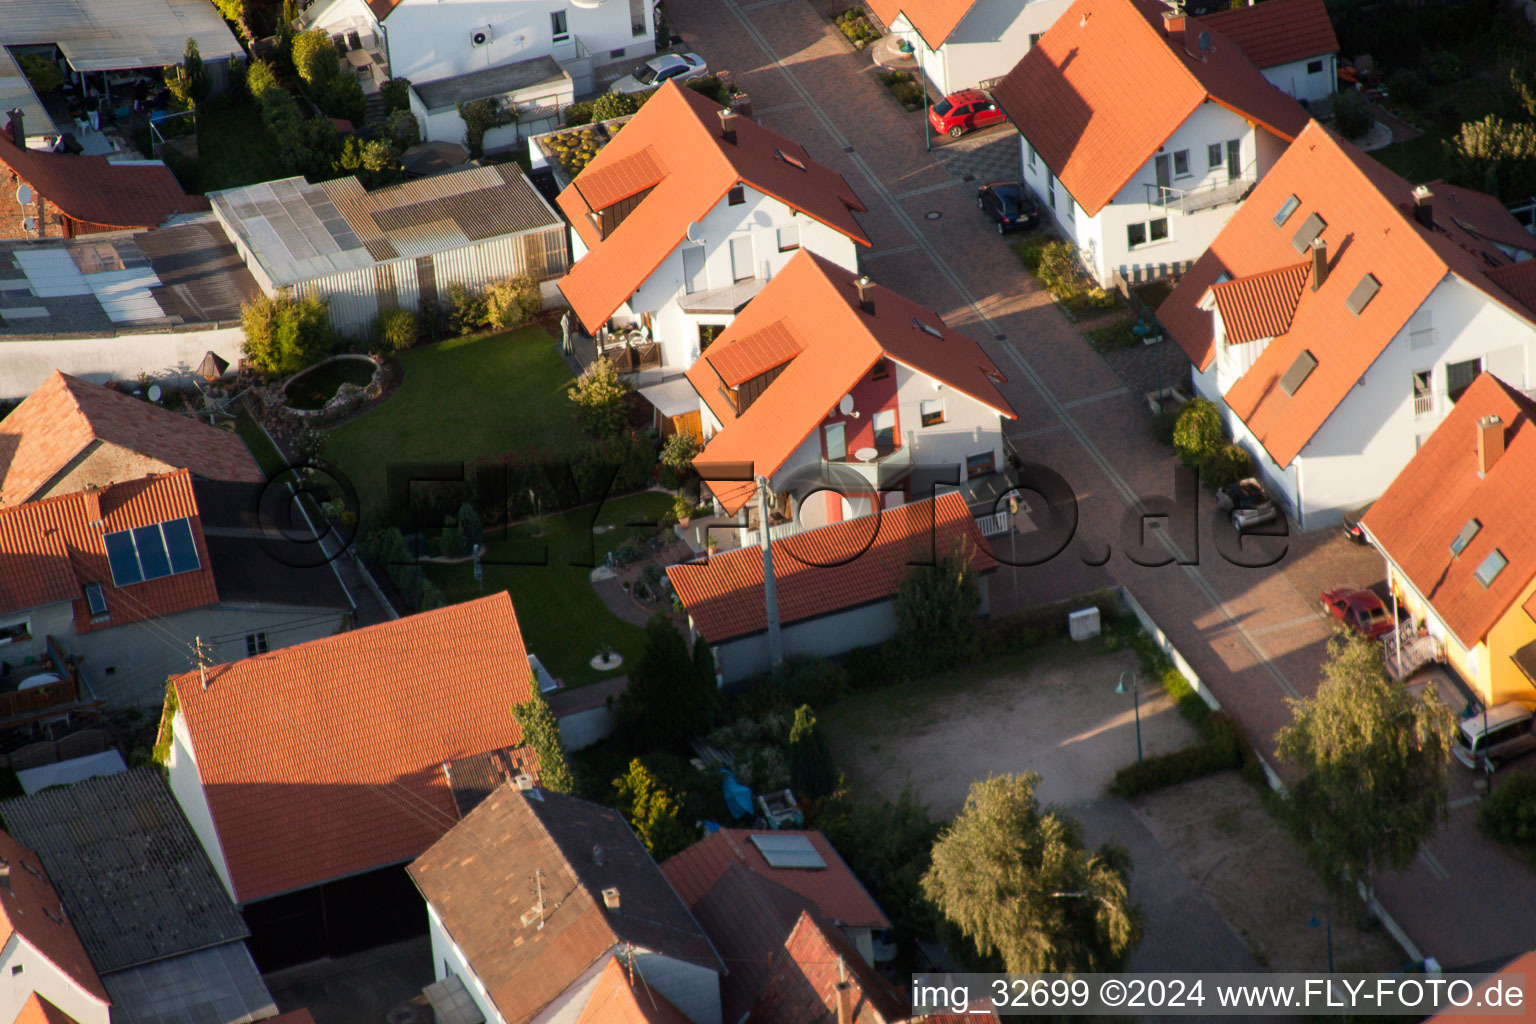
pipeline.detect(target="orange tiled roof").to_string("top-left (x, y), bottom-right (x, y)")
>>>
top-left (0, 371), bottom-right (264, 508)
top-left (1206, 261), bottom-right (1311, 344)
top-left (661, 829), bottom-right (890, 930)
top-left (687, 251), bottom-right (1015, 514)
top-left (1198, 0), bottom-right (1339, 69)
top-left (667, 493), bottom-right (998, 643)
top-left (1361, 374), bottom-right (1536, 649)
top-left (746, 910), bottom-right (906, 1024)
top-left (865, 0), bottom-right (983, 48)
top-left (1431, 951), bottom-right (1536, 1021)
top-left (0, 831), bottom-right (110, 1008)
top-left (171, 592), bottom-right (536, 904)
top-left (557, 82), bottom-right (869, 333)
top-left (573, 145), bottom-right (668, 213)
top-left (1158, 120), bottom-right (1536, 468)
top-left (0, 469), bottom-right (218, 629)
top-left (0, 127), bottom-right (207, 230)
top-left (12, 994), bottom-right (81, 1024)
top-left (992, 0), bottom-right (1307, 217)
top-left (576, 957), bottom-right (694, 1024)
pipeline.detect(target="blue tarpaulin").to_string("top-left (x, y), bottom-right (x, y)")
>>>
top-left (721, 770), bottom-right (753, 819)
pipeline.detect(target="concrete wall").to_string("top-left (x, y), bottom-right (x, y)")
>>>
top-left (167, 711), bottom-right (237, 903)
top-left (556, 704), bottom-right (616, 750)
top-left (892, 0), bottom-right (1070, 95)
top-left (0, 934), bottom-right (110, 1024)
top-left (1261, 54), bottom-right (1336, 105)
top-left (426, 905), bottom-right (506, 1024)
top-left (0, 326), bottom-right (245, 400)
top-left (627, 185), bottom-right (860, 369)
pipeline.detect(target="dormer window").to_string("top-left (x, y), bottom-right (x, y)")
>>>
top-left (1450, 518), bottom-right (1481, 556)
top-left (1274, 194), bottom-right (1300, 227)
top-left (871, 358), bottom-right (891, 380)
top-left (84, 583), bottom-right (108, 620)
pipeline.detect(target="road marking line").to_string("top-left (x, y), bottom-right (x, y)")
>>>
top-left (861, 244), bottom-right (922, 260)
top-left (1418, 848), bottom-right (1451, 880)
top-left (1245, 612), bottom-right (1330, 637)
top-left (894, 180), bottom-right (965, 200)
top-left (1061, 387), bottom-right (1129, 409)
top-left (1009, 422), bottom-right (1068, 441)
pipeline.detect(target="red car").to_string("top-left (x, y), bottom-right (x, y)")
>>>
top-left (1320, 586), bottom-right (1395, 639)
top-left (928, 89), bottom-right (1006, 139)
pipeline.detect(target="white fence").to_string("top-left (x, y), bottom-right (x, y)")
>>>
top-left (974, 510), bottom-right (1010, 537)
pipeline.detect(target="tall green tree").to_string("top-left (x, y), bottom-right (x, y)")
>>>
top-left (787, 704), bottom-right (835, 799)
top-left (922, 773), bottom-right (1140, 973)
top-left (619, 616), bottom-right (716, 750)
top-left (1277, 631), bottom-right (1456, 906)
top-left (239, 292), bottom-right (335, 375)
top-left (513, 693), bottom-right (574, 794)
top-left (164, 38), bottom-right (207, 110)
top-left (612, 757), bottom-right (696, 860)
top-left (893, 543), bottom-right (981, 675)
top-left (568, 355), bottom-right (632, 438)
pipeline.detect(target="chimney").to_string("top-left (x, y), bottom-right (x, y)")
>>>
top-left (1310, 236), bottom-right (1328, 291)
top-left (835, 981), bottom-right (854, 1024)
top-left (1162, 10), bottom-right (1186, 34)
top-left (602, 887), bottom-right (621, 911)
top-left (82, 485), bottom-right (102, 525)
top-left (5, 108), bottom-right (21, 146)
top-left (855, 275), bottom-right (875, 314)
top-left (718, 108), bottom-right (737, 145)
top-left (1412, 185), bottom-right (1434, 229)
top-left (1478, 414), bottom-right (1504, 476)
top-left (514, 773), bottom-right (534, 790)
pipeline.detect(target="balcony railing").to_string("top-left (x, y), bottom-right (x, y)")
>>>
top-left (1413, 391), bottom-right (1433, 417)
top-left (820, 445), bottom-right (914, 490)
top-left (1145, 174), bottom-right (1256, 214)
top-left (0, 636), bottom-right (95, 725)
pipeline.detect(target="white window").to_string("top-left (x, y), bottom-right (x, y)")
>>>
top-left (729, 235), bottom-right (754, 282)
top-left (550, 11), bottom-right (568, 38)
top-left (777, 224), bottom-right (800, 252)
top-left (246, 632), bottom-right (269, 656)
top-left (1026, 142), bottom-right (1037, 170)
top-left (1172, 150), bottom-right (1191, 177)
top-left (872, 409), bottom-right (896, 447)
top-left (920, 399), bottom-right (944, 427)
top-left (0, 618), bottom-right (29, 645)
top-left (1046, 175), bottom-right (1055, 209)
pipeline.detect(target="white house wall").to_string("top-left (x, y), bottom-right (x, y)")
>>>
top-left (1261, 54), bottom-right (1336, 105)
top-left (426, 905), bottom-right (506, 1024)
top-left (716, 602), bottom-right (900, 684)
top-left (0, 934), bottom-right (109, 1024)
top-left (893, 362), bottom-right (1006, 479)
top-left (167, 711), bottom-right (237, 904)
top-left (0, 326), bottom-right (246, 400)
top-left (891, 0), bottom-right (1069, 94)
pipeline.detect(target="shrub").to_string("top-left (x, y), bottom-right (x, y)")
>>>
top-left (660, 431), bottom-right (700, 471)
top-left (568, 355), bottom-right (633, 438)
top-left (445, 282), bottom-right (488, 335)
top-left (163, 39), bottom-right (207, 110)
top-left (513, 693), bottom-right (575, 793)
top-left (687, 75), bottom-right (734, 105)
top-left (1172, 397), bottom-right (1223, 470)
top-left (1332, 89), bottom-right (1374, 140)
top-left (1453, 114), bottom-right (1536, 200)
top-left (293, 29), bottom-right (340, 86)
top-left (1424, 49), bottom-right (1463, 85)
top-left (593, 91), bottom-right (643, 122)
top-left (1108, 713), bottom-right (1246, 797)
top-left (380, 77), bottom-right (412, 114)
top-left (1036, 241), bottom-right (1082, 293)
top-left (1013, 235), bottom-right (1050, 274)
top-left (335, 135), bottom-right (397, 186)
top-left (320, 72), bottom-right (366, 123)
top-left (457, 96), bottom-right (516, 157)
top-left (788, 705), bottom-right (836, 800)
top-left (375, 308), bottom-right (416, 352)
top-left (1385, 67), bottom-right (1427, 106)
top-left (563, 99), bottom-right (595, 126)
top-left (892, 544), bottom-right (983, 676)
top-left (1478, 771), bottom-right (1536, 844)
top-left (1203, 442), bottom-right (1252, 489)
top-left (835, 9), bottom-right (879, 48)
top-left (386, 109), bottom-right (421, 149)
top-left (18, 55), bottom-right (63, 95)
top-left (292, 424), bottom-right (328, 464)
top-left (240, 292), bottom-right (336, 375)
top-left (483, 275), bottom-right (541, 330)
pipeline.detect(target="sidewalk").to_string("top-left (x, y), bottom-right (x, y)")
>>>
top-left (665, 0), bottom-right (1536, 969)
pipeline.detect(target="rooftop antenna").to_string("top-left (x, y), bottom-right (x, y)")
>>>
top-left (533, 868), bottom-right (546, 930)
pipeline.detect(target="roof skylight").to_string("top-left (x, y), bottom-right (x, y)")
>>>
top-left (1450, 518), bottom-right (1481, 556)
top-left (1475, 549), bottom-right (1508, 588)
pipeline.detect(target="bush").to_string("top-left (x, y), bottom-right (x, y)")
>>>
top-left (1203, 442), bottom-right (1252, 489)
top-left (843, 643), bottom-right (896, 689)
top-left (1424, 49), bottom-right (1463, 85)
top-left (445, 282), bottom-right (488, 335)
top-left (386, 109), bottom-right (421, 149)
top-left (1478, 771), bottom-right (1536, 844)
top-left (1172, 397), bottom-right (1223, 470)
top-left (375, 308), bottom-right (416, 352)
top-left (892, 545), bottom-right (983, 677)
top-left (163, 39), bottom-right (207, 110)
top-left (590, 91), bottom-right (641, 122)
top-left (563, 99), bottom-right (595, 127)
top-left (660, 431), bottom-right (700, 471)
top-left (687, 75), bottom-right (735, 105)
top-left (1453, 114), bottom-right (1536, 200)
top-left (1385, 67), bottom-right (1428, 106)
top-left (293, 29), bottom-right (340, 86)
top-left (483, 275), bottom-right (541, 330)
top-left (380, 77), bottom-right (412, 114)
top-left (18, 55), bottom-right (63, 95)
top-left (1036, 241), bottom-right (1082, 293)
top-left (240, 292), bottom-right (336, 375)
top-left (568, 356), bottom-right (633, 438)
top-left (1332, 89), bottom-right (1375, 140)
top-left (320, 73), bottom-right (366, 123)
top-left (835, 9), bottom-right (879, 48)
top-left (1151, 405), bottom-right (1181, 446)
top-left (457, 96), bottom-right (516, 157)
top-left (880, 71), bottom-right (926, 110)
top-left (1013, 235), bottom-right (1049, 274)
top-left (788, 705), bottom-right (836, 800)
top-left (1108, 713), bottom-right (1246, 797)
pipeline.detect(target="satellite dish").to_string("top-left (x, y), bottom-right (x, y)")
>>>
top-left (16, 184), bottom-right (32, 206)
top-left (838, 394), bottom-right (854, 416)
top-left (1197, 30), bottom-right (1211, 51)
top-left (685, 221), bottom-right (706, 243)
top-left (147, 385), bottom-right (163, 402)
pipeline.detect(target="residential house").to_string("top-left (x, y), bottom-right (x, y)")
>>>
top-left (685, 251), bottom-right (1015, 528)
top-left (575, 958), bottom-right (695, 1024)
top-left (407, 782), bottom-right (724, 1024)
top-left (866, 0), bottom-right (1073, 95)
top-left (661, 830), bottom-right (890, 1023)
top-left (0, 221), bottom-right (260, 399)
top-left (558, 82), bottom-right (869, 374)
top-left (1157, 120), bottom-right (1536, 530)
top-left (161, 593), bottom-right (540, 969)
top-left (2, 768), bottom-right (278, 1024)
top-left (992, 0), bottom-right (1308, 286)
top-left (0, 829), bottom-right (110, 1024)
top-left (409, 58), bottom-right (574, 152)
top-left (1, 115), bottom-right (207, 240)
top-left (210, 164), bottom-right (568, 338)
top-left (0, 370), bottom-right (263, 509)
top-left (666, 494), bottom-right (999, 684)
top-left (1198, 0), bottom-right (1340, 105)
top-left (1359, 374), bottom-right (1536, 703)
top-left (0, 469), bottom-right (351, 710)
top-left (745, 910), bottom-right (907, 1024)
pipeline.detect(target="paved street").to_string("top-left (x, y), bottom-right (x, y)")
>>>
top-left (666, 0), bottom-right (1536, 967)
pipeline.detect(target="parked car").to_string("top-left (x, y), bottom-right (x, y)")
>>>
top-left (1341, 507), bottom-right (1371, 545)
top-left (976, 182), bottom-right (1039, 234)
top-left (1452, 701), bottom-right (1536, 770)
top-left (928, 89), bottom-right (1006, 138)
top-left (1217, 477), bottom-right (1276, 531)
top-left (1320, 586), bottom-right (1396, 639)
top-left (610, 52), bottom-right (708, 94)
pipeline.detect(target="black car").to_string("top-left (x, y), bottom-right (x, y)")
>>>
top-left (976, 181), bottom-right (1040, 234)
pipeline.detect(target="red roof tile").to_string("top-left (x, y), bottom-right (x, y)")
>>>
top-left (746, 911), bottom-right (906, 1024)
top-left (864, 0), bottom-right (984, 48)
top-left (11, 994), bottom-right (81, 1024)
top-left (1158, 121), bottom-right (1536, 468)
top-left (0, 129), bottom-right (207, 230)
top-left (0, 831), bottom-right (110, 1008)
top-left (1198, 0), bottom-right (1339, 69)
top-left (1361, 374), bottom-right (1536, 648)
top-left (0, 469), bottom-right (218, 629)
top-left (1207, 261), bottom-right (1311, 344)
top-left (576, 957), bottom-right (694, 1024)
top-left (1429, 181), bottom-right (1536, 255)
top-left (573, 145), bottom-right (668, 213)
top-left (1, 371), bottom-right (263, 508)
top-left (993, 0), bottom-right (1306, 216)
top-left (688, 251), bottom-right (1014, 514)
top-left (667, 493), bottom-right (998, 643)
top-left (662, 829), bottom-right (889, 930)
top-left (171, 593), bottom-right (536, 904)
top-left (557, 82), bottom-right (869, 332)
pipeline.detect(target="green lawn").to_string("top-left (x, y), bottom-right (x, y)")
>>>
top-left (1371, 134), bottom-right (1455, 186)
top-left (326, 327), bottom-right (583, 527)
top-left (426, 490), bottom-right (675, 688)
top-left (192, 96), bottom-right (290, 194)
top-left (234, 407), bottom-right (284, 479)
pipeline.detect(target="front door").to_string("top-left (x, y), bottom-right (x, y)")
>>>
top-left (1154, 154), bottom-right (1171, 190)
top-left (729, 235), bottom-right (754, 282)
top-left (1226, 140), bottom-right (1241, 181)
top-left (824, 422), bottom-right (847, 461)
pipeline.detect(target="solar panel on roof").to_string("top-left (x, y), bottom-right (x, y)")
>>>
top-left (749, 833), bottom-right (825, 869)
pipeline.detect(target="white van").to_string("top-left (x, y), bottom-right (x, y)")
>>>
top-left (1453, 702), bottom-right (1536, 769)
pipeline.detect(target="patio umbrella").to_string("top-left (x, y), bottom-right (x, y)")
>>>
top-left (400, 142), bottom-right (469, 177)
top-left (195, 350), bottom-right (229, 381)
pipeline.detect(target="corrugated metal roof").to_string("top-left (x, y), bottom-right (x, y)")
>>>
top-left (0, 767), bottom-right (250, 973)
top-left (86, 267), bottom-right (164, 322)
top-left (16, 249), bottom-right (91, 296)
top-left (0, 0), bottom-right (242, 71)
top-left (102, 943), bottom-right (277, 1024)
top-left (210, 177), bottom-right (372, 287)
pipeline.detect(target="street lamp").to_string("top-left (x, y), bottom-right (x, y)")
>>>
top-left (1115, 670), bottom-right (1142, 765)
top-left (914, 36), bottom-right (931, 152)
top-left (1307, 907), bottom-right (1335, 974)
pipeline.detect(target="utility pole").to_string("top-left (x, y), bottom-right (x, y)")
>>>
top-left (194, 636), bottom-right (214, 690)
top-left (757, 477), bottom-right (783, 671)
